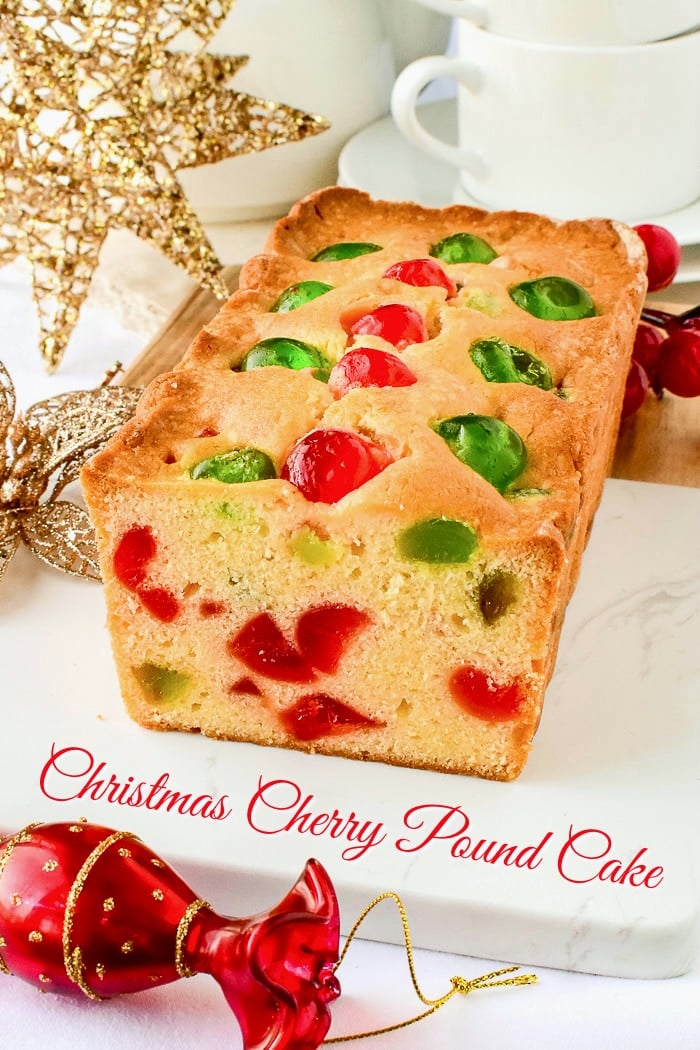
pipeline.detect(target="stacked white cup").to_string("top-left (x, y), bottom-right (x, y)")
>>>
top-left (391, 0), bottom-right (700, 219)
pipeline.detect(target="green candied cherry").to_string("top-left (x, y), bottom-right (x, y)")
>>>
top-left (311, 241), bottom-right (382, 262)
top-left (430, 232), bottom-right (497, 265)
top-left (509, 276), bottom-right (596, 321)
top-left (133, 663), bottom-right (190, 703)
top-left (270, 281), bottom-right (333, 313)
top-left (433, 414), bottom-right (527, 493)
top-left (239, 336), bottom-right (332, 380)
top-left (469, 337), bottom-right (552, 390)
top-left (397, 517), bottom-right (478, 564)
top-left (478, 570), bottom-right (520, 624)
top-left (190, 447), bottom-right (276, 484)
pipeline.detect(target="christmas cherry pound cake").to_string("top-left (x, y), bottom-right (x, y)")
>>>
top-left (82, 188), bottom-right (646, 780)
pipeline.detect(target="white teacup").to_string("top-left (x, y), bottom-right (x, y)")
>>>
top-left (178, 0), bottom-right (450, 223)
top-left (391, 22), bottom-right (700, 220)
top-left (411, 0), bottom-right (700, 46)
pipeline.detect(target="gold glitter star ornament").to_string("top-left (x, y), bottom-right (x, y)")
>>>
top-left (0, 1), bottom-right (329, 372)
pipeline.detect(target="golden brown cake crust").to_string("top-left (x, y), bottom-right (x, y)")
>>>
top-left (82, 187), bottom-right (646, 781)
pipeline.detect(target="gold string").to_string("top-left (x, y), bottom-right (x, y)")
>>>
top-left (326, 891), bottom-right (537, 1043)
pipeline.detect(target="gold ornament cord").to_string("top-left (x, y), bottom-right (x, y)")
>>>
top-left (327, 892), bottom-right (537, 1042)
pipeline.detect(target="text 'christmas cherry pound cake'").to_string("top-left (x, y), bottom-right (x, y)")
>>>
top-left (82, 188), bottom-right (647, 780)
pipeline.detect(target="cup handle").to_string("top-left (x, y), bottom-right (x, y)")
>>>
top-left (390, 55), bottom-right (488, 178)
top-left (410, 0), bottom-right (487, 22)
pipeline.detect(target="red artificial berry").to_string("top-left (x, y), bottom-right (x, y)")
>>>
top-left (449, 666), bottom-right (523, 722)
top-left (281, 428), bottom-right (392, 503)
top-left (296, 605), bottom-right (371, 674)
top-left (656, 328), bottom-right (700, 398)
top-left (228, 613), bottom-right (315, 683)
top-left (113, 525), bottom-right (156, 589)
top-left (382, 258), bottom-right (457, 297)
top-left (631, 323), bottom-right (666, 386)
top-left (342, 303), bottom-right (427, 348)
top-left (621, 360), bottom-right (650, 418)
top-left (328, 347), bottom-right (417, 397)
top-left (633, 224), bottom-right (681, 292)
top-left (280, 693), bottom-right (382, 741)
top-left (137, 587), bottom-right (181, 623)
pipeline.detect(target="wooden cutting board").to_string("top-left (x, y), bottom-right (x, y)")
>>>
top-left (122, 267), bottom-right (700, 489)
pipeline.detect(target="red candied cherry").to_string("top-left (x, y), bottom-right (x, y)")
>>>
top-left (621, 360), bottom-right (650, 418)
top-left (138, 587), bottom-right (181, 623)
top-left (296, 604), bottom-right (371, 674)
top-left (328, 347), bottom-right (417, 397)
top-left (449, 665), bottom-right (523, 722)
top-left (632, 323), bottom-right (666, 387)
top-left (656, 328), bottom-right (700, 398)
top-left (633, 224), bottom-right (681, 292)
top-left (228, 612), bottom-right (315, 683)
top-left (280, 693), bottom-right (382, 741)
top-left (282, 428), bottom-right (393, 503)
top-left (342, 303), bottom-right (427, 348)
top-left (382, 258), bottom-right (456, 297)
top-left (113, 525), bottom-right (156, 590)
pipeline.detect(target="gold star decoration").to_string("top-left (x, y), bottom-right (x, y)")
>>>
top-left (0, 358), bottom-right (141, 582)
top-left (0, 1), bottom-right (329, 372)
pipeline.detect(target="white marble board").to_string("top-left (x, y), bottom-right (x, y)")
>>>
top-left (1, 478), bottom-right (698, 980)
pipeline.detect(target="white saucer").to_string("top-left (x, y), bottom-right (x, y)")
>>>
top-left (338, 99), bottom-right (700, 282)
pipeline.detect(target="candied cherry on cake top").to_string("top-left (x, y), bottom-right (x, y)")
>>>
top-left (282, 427), bottom-right (393, 504)
top-left (449, 665), bottom-right (523, 722)
top-left (656, 327), bottom-right (700, 398)
top-left (239, 337), bottom-right (331, 379)
top-left (382, 258), bottom-right (457, 296)
top-left (469, 336), bottom-right (553, 390)
top-left (509, 276), bottom-right (596, 321)
top-left (270, 280), bottom-right (333, 312)
top-left (430, 232), bottom-right (497, 265)
top-left (633, 223), bottom-right (681, 292)
top-left (433, 414), bottom-right (527, 493)
top-left (190, 447), bottom-right (276, 484)
top-left (343, 303), bottom-right (428, 348)
top-left (328, 347), bottom-right (417, 397)
top-left (311, 241), bottom-right (382, 262)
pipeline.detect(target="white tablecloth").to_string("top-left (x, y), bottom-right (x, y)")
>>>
top-left (1, 221), bottom-right (699, 1050)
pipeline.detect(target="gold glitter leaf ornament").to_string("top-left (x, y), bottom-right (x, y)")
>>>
top-left (0, 1), bottom-right (329, 372)
top-left (0, 359), bottom-right (142, 582)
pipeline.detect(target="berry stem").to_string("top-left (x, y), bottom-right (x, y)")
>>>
top-left (640, 304), bottom-right (700, 331)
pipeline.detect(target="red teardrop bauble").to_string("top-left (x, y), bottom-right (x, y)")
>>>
top-left (0, 821), bottom-right (340, 1050)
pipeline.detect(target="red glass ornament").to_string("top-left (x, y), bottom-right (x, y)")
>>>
top-left (0, 821), bottom-right (340, 1050)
